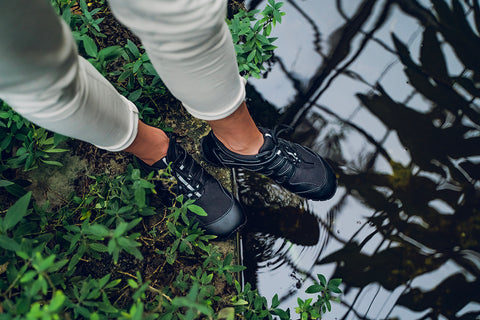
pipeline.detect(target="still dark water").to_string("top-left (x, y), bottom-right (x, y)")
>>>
top-left (239, 0), bottom-right (480, 319)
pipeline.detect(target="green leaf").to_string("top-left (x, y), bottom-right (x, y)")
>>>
top-left (256, 33), bottom-right (271, 45)
top-left (265, 23), bottom-right (272, 36)
top-left (231, 299), bottom-right (249, 306)
top-left (79, 0), bottom-right (91, 19)
top-left (47, 259), bottom-right (68, 272)
top-left (217, 307), bottom-right (235, 320)
top-left (128, 88), bottom-right (142, 102)
top-left (317, 274), bottom-right (327, 286)
top-left (273, 10), bottom-right (282, 25)
top-left (0, 235), bottom-right (21, 251)
top-left (98, 45), bottom-right (123, 62)
top-left (0, 180), bottom-right (13, 187)
top-left (310, 309), bottom-right (322, 318)
top-left (187, 204), bottom-right (207, 217)
top-left (20, 271), bottom-right (37, 283)
top-left (118, 69), bottom-right (133, 82)
top-left (247, 49), bottom-right (256, 62)
top-left (43, 148), bottom-right (69, 153)
top-left (16, 251), bottom-right (29, 260)
top-left (49, 291), bottom-right (66, 312)
top-left (0, 136), bottom-right (12, 150)
top-left (328, 278), bottom-right (342, 288)
top-left (128, 278), bottom-right (138, 288)
top-left (235, 280), bottom-right (242, 294)
top-left (82, 35), bottom-right (98, 58)
top-left (126, 39), bottom-right (140, 59)
top-left (272, 308), bottom-right (289, 320)
top-left (271, 294), bottom-right (280, 308)
top-left (39, 159), bottom-right (63, 166)
top-left (134, 186), bottom-right (146, 207)
top-left (97, 274), bottom-right (111, 288)
top-left (227, 265), bottom-right (246, 272)
top-left (3, 191), bottom-right (31, 231)
top-left (305, 284), bottom-right (324, 294)
top-left (37, 254), bottom-right (56, 272)
top-left (90, 243), bottom-right (109, 252)
top-left (132, 59), bottom-right (143, 73)
top-left (105, 278), bottom-right (122, 289)
top-left (138, 179), bottom-right (155, 189)
top-left (88, 224), bottom-right (110, 237)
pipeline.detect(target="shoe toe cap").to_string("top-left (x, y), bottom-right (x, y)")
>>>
top-left (193, 180), bottom-right (246, 237)
top-left (202, 199), bottom-right (246, 237)
top-left (289, 155), bottom-right (337, 201)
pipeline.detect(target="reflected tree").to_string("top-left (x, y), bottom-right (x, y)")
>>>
top-left (318, 0), bottom-right (480, 319)
top-left (243, 0), bottom-right (480, 319)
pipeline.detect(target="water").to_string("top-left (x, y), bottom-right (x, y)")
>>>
top-left (239, 0), bottom-right (480, 319)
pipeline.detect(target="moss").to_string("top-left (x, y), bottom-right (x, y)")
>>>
top-left (23, 149), bottom-right (89, 208)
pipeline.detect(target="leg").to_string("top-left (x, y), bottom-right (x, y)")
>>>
top-left (110, 0), bottom-right (337, 201)
top-left (109, 0), bottom-right (263, 155)
top-left (108, 0), bottom-right (248, 235)
top-left (208, 102), bottom-right (263, 155)
top-left (0, 0), bottom-right (244, 235)
top-left (0, 0), bottom-right (141, 153)
top-left (0, 0), bottom-right (169, 165)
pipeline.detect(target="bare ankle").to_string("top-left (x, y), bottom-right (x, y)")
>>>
top-left (214, 130), bottom-right (264, 155)
top-left (124, 121), bottom-right (169, 166)
top-left (207, 101), bottom-right (264, 155)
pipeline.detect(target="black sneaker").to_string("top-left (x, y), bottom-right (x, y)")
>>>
top-left (201, 127), bottom-right (337, 201)
top-left (137, 136), bottom-right (246, 237)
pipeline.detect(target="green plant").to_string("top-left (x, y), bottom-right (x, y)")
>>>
top-left (65, 274), bottom-right (121, 318)
top-left (156, 194), bottom-right (216, 265)
top-left (230, 274), bottom-right (343, 320)
top-left (204, 251), bottom-right (246, 285)
top-left (71, 166), bottom-right (157, 226)
top-left (296, 274), bottom-right (343, 319)
top-left (227, 0), bottom-right (285, 79)
top-left (114, 40), bottom-right (166, 118)
top-left (0, 102), bottom-right (68, 171)
top-left (170, 281), bottom-right (215, 320)
top-left (7, 127), bottom-right (69, 171)
top-left (231, 281), bottom-right (290, 320)
top-left (25, 290), bottom-right (66, 320)
top-left (71, 0), bottom-right (106, 57)
top-left (0, 101), bottom-right (29, 152)
top-left (89, 45), bottom-right (125, 76)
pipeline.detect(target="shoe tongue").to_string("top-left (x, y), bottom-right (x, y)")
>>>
top-left (150, 157), bottom-right (168, 169)
top-left (165, 136), bottom-right (183, 163)
top-left (259, 132), bottom-right (275, 153)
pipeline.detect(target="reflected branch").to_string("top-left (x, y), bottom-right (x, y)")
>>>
top-left (279, 0), bottom-right (381, 125)
top-left (313, 102), bottom-right (392, 162)
top-left (335, 0), bottom-right (350, 21)
top-left (274, 56), bottom-right (305, 93)
top-left (287, 0), bottom-right (325, 57)
top-left (289, 0), bottom-right (393, 128)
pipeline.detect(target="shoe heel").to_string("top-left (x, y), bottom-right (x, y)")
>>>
top-left (200, 135), bottom-right (226, 168)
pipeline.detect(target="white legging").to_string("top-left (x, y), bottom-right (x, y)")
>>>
top-left (0, 0), bottom-right (245, 151)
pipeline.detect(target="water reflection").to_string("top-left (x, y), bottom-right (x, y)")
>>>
top-left (240, 0), bottom-right (480, 319)
top-left (238, 168), bottom-right (334, 302)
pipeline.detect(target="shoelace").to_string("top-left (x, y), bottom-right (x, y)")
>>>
top-left (259, 125), bottom-right (303, 183)
top-left (169, 141), bottom-right (207, 199)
